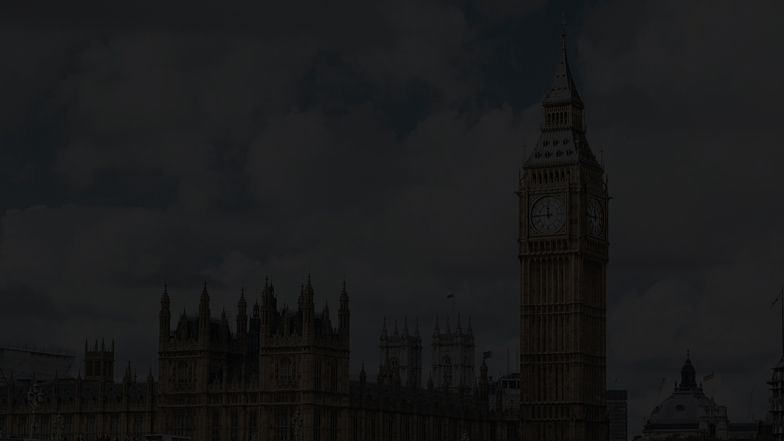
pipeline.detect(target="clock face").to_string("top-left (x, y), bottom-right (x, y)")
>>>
top-left (531, 196), bottom-right (566, 234)
top-left (588, 198), bottom-right (604, 236)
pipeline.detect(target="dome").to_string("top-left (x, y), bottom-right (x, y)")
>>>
top-left (644, 352), bottom-right (729, 440)
top-left (648, 390), bottom-right (715, 424)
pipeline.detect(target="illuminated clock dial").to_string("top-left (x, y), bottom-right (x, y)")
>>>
top-left (531, 196), bottom-right (566, 234)
top-left (588, 198), bottom-right (604, 236)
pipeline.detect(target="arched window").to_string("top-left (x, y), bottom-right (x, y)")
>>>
top-left (280, 358), bottom-right (293, 385)
top-left (178, 361), bottom-right (190, 383)
top-left (315, 359), bottom-right (322, 390)
top-left (443, 355), bottom-right (452, 386)
top-left (330, 360), bottom-right (339, 392)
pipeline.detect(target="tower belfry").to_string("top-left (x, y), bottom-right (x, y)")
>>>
top-left (518, 20), bottom-right (609, 441)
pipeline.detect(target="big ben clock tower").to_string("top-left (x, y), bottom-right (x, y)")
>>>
top-left (518, 22), bottom-right (609, 441)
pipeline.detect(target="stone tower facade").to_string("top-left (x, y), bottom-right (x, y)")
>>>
top-left (517, 26), bottom-right (609, 441)
top-left (378, 317), bottom-right (422, 388)
top-left (430, 315), bottom-right (475, 391)
top-left (84, 338), bottom-right (115, 382)
top-left (157, 277), bottom-right (350, 441)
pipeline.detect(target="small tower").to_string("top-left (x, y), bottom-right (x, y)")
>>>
top-left (431, 314), bottom-right (475, 391)
top-left (338, 280), bottom-right (350, 341)
top-left (159, 283), bottom-right (171, 348)
top-left (237, 286), bottom-right (248, 348)
top-left (198, 281), bottom-right (211, 347)
top-left (379, 317), bottom-right (422, 388)
top-left (84, 338), bottom-right (115, 382)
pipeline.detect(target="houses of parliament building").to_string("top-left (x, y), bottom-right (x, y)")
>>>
top-left (0, 28), bottom-right (609, 441)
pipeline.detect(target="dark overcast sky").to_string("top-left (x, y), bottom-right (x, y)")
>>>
top-left (2, 0), bottom-right (783, 436)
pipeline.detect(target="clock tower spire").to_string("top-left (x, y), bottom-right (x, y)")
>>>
top-left (517, 21), bottom-right (609, 441)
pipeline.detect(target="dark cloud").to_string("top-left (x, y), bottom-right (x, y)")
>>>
top-left (1, 0), bottom-right (783, 438)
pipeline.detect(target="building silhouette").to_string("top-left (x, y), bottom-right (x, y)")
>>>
top-left (644, 352), bottom-right (761, 440)
top-left (377, 317), bottom-right (422, 389)
top-left (606, 390), bottom-right (627, 441)
top-left (430, 315), bottom-right (475, 391)
top-left (517, 20), bottom-right (609, 441)
top-left (0, 28), bottom-right (618, 441)
top-left (0, 279), bottom-right (519, 441)
top-left (769, 356), bottom-right (784, 441)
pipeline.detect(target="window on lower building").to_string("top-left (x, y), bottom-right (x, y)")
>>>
top-left (330, 361), bottom-right (338, 392)
top-left (134, 415), bottom-right (145, 440)
top-left (86, 416), bottom-right (96, 441)
top-left (248, 411), bottom-right (257, 441)
top-left (18, 416), bottom-right (28, 437)
top-left (280, 358), bottom-right (293, 385)
top-left (329, 412), bottom-right (337, 441)
top-left (276, 410), bottom-right (288, 441)
top-left (230, 411), bottom-right (238, 441)
top-left (314, 410), bottom-right (321, 441)
top-left (212, 411), bottom-right (220, 441)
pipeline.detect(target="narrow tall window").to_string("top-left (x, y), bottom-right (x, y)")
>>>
top-left (330, 361), bottom-right (338, 392)
top-left (230, 411), bottom-right (238, 441)
top-left (212, 411), bottom-right (220, 441)
top-left (249, 411), bottom-right (257, 441)
top-left (329, 412), bottom-right (338, 441)
top-left (315, 359), bottom-right (322, 390)
top-left (314, 410), bottom-right (321, 441)
top-left (280, 358), bottom-right (293, 385)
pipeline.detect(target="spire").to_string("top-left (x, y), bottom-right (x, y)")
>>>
top-left (402, 317), bottom-right (409, 337)
top-left (433, 315), bottom-right (440, 336)
top-left (456, 313), bottom-right (462, 334)
top-left (340, 279), bottom-right (349, 309)
top-left (381, 317), bottom-right (388, 339)
top-left (544, 13), bottom-right (582, 107)
top-left (161, 283), bottom-right (170, 308)
top-left (679, 349), bottom-right (698, 391)
top-left (393, 319), bottom-right (399, 337)
top-left (338, 279), bottom-right (350, 334)
top-left (526, 18), bottom-right (598, 169)
top-left (445, 316), bottom-right (451, 334)
top-left (199, 281), bottom-right (210, 312)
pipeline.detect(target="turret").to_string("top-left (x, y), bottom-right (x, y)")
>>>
top-left (198, 281), bottom-right (211, 344)
top-left (679, 349), bottom-right (698, 391)
top-left (338, 280), bottom-right (350, 339)
top-left (479, 360), bottom-right (489, 411)
top-left (122, 361), bottom-right (131, 403)
top-left (260, 278), bottom-right (276, 338)
top-left (322, 301), bottom-right (332, 334)
top-left (220, 308), bottom-right (229, 342)
top-left (299, 275), bottom-right (316, 335)
top-left (359, 363), bottom-right (367, 400)
top-left (159, 283), bottom-right (171, 347)
top-left (237, 286), bottom-right (248, 345)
